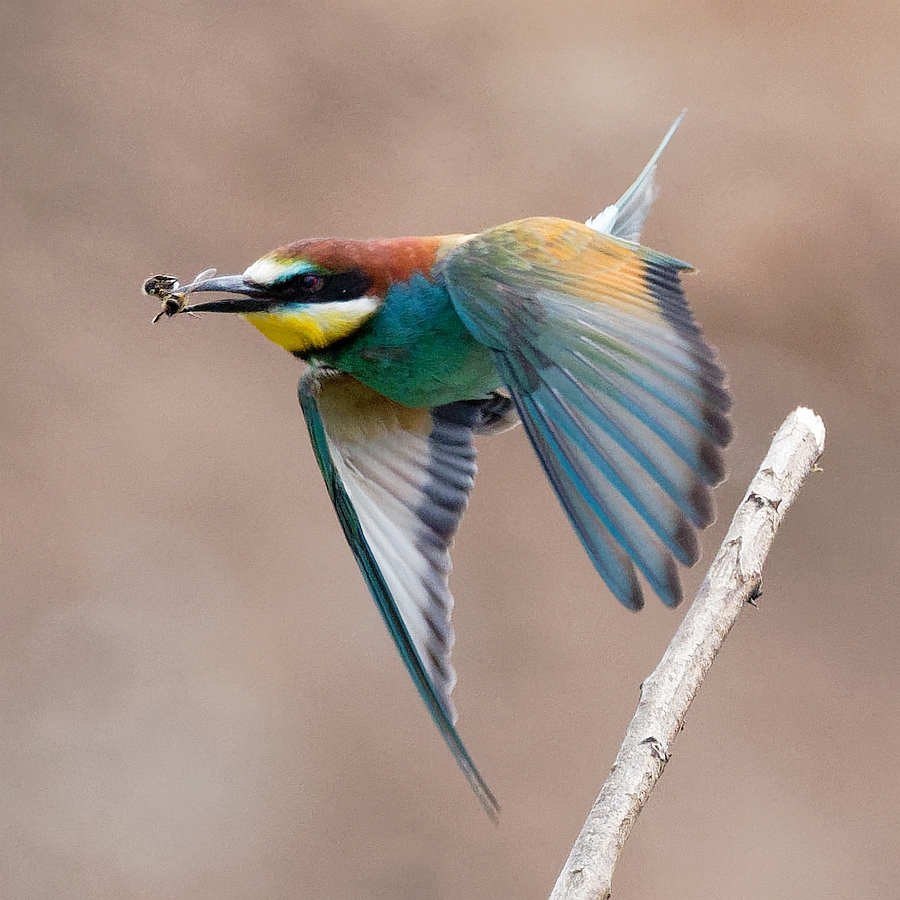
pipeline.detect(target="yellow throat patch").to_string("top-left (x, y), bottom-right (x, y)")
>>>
top-left (243, 296), bottom-right (382, 355)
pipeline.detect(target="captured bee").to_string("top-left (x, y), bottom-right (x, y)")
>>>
top-left (143, 269), bottom-right (217, 323)
top-left (143, 274), bottom-right (186, 322)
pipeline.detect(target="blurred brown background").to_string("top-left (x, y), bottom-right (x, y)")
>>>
top-left (2, 0), bottom-right (898, 897)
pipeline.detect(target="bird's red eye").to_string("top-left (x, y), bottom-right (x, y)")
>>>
top-left (301, 274), bottom-right (323, 293)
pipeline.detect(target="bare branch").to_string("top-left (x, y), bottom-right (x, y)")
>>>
top-left (548, 407), bottom-right (826, 900)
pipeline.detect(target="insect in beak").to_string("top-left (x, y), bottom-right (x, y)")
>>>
top-left (143, 269), bottom-right (218, 323)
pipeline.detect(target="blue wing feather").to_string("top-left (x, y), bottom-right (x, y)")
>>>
top-left (498, 369), bottom-right (645, 609)
top-left (516, 380), bottom-right (684, 606)
top-left (442, 220), bottom-right (730, 609)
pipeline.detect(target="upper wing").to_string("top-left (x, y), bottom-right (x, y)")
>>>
top-left (297, 368), bottom-right (498, 817)
top-left (585, 111), bottom-right (685, 242)
top-left (441, 218), bottom-right (731, 610)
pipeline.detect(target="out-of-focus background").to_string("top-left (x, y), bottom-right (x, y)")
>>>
top-left (2, 1), bottom-right (898, 897)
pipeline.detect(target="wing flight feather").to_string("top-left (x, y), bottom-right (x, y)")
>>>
top-left (298, 368), bottom-right (498, 817)
top-left (442, 219), bottom-right (730, 609)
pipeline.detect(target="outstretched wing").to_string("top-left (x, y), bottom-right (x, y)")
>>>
top-left (297, 368), bottom-right (498, 817)
top-left (441, 218), bottom-right (731, 610)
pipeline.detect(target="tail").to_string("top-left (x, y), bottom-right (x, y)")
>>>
top-left (585, 111), bottom-right (686, 243)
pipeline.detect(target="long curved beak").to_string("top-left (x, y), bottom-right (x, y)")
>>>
top-left (182, 275), bottom-right (272, 313)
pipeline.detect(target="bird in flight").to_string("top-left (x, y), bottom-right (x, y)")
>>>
top-left (145, 114), bottom-right (730, 817)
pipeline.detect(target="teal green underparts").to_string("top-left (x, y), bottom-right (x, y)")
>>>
top-left (317, 273), bottom-right (501, 408)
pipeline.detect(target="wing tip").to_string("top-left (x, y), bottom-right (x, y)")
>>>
top-left (480, 791), bottom-right (502, 823)
top-left (699, 439), bottom-right (728, 486)
top-left (674, 517), bottom-right (701, 567)
top-left (704, 406), bottom-right (733, 447)
top-left (623, 586), bottom-right (645, 611)
top-left (614, 564), bottom-right (645, 611)
top-left (610, 552), bottom-right (685, 610)
top-left (661, 583), bottom-right (684, 608)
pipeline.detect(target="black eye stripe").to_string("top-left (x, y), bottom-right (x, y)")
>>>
top-left (273, 269), bottom-right (373, 303)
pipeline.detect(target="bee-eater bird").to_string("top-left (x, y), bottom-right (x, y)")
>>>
top-left (147, 114), bottom-right (730, 817)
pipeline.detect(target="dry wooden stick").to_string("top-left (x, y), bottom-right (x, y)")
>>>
top-left (549, 407), bottom-right (826, 900)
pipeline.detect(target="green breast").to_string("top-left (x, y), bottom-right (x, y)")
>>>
top-left (315, 274), bottom-right (501, 408)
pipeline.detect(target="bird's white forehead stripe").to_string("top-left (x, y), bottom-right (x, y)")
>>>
top-left (244, 256), bottom-right (315, 284)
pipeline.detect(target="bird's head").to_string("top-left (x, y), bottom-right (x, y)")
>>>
top-left (181, 236), bottom-right (451, 357)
